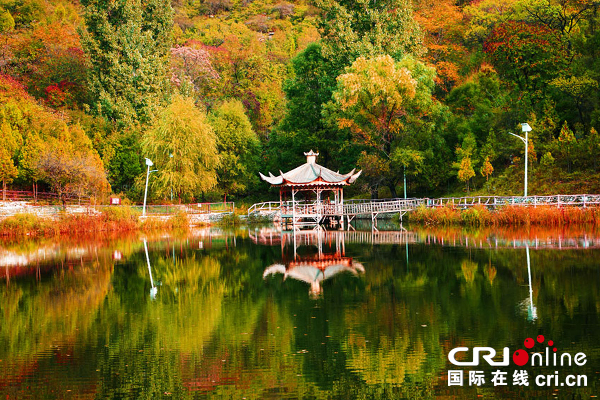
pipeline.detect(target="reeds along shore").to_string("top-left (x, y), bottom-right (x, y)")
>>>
top-left (408, 205), bottom-right (600, 226)
top-left (0, 207), bottom-right (191, 237)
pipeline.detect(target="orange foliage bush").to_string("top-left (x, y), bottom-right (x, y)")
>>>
top-left (409, 205), bottom-right (600, 227)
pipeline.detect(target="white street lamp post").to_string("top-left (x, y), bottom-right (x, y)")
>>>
top-left (507, 122), bottom-right (531, 197)
top-left (143, 158), bottom-right (158, 217)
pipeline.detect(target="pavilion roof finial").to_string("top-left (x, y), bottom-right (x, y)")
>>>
top-left (304, 150), bottom-right (319, 164)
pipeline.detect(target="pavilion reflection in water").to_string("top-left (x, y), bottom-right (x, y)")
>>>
top-left (262, 228), bottom-right (365, 297)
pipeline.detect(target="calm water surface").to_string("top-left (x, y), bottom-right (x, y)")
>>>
top-left (1, 225), bottom-right (599, 399)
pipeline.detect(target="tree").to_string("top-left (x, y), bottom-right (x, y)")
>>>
top-left (0, 147), bottom-right (17, 200)
top-left (549, 75), bottom-right (599, 129)
top-left (19, 133), bottom-right (46, 199)
top-left (585, 127), bottom-right (600, 171)
top-left (141, 95), bottom-right (219, 201)
top-left (272, 43), bottom-right (342, 170)
top-left (484, 21), bottom-right (567, 98)
top-left (209, 99), bottom-right (260, 201)
top-left (325, 55), bottom-right (436, 197)
top-left (315, 0), bottom-right (424, 72)
top-left (37, 141), bottom-right (107, 207)
top-left (480, 155), bottom-right (494, 182)
top-left (80, 0), bottom-right (173, 125)
top-left (414, 0), bottom-right (468, 94)
top-left (170, 45), bottom-right (219, 97)
top-left (458, 156), bottom-right (475, 193)
top-left (454, 132), bottom-right (478, 193)
top-left (556, 120), bottom-right (577, 172)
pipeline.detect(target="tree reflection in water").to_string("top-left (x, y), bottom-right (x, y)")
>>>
top-left (0, 226), bottom-right (599, 398)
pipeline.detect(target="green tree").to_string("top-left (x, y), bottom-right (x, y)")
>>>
top-left (0, 147), bottom-right (17, 200)
top-left (209, 99), bottom-right (261, 201)
top-left (80, 0), bottom-right (173, 125)
top-left (585, 127), bottom-right (600, 171)
top-left (141, 96), bottom-right (219, 201)
top-left (556, 121), bottom-right (576, 172)
top-left (105, 131), bottom-right (144, 195)
top-left (19, 133), bottom-right (46, 199)
top-left (315, 0), bottom-right (424, 72)
top-left (272, 43), bottom-right (342, 170)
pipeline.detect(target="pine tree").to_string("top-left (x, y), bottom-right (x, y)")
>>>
top-left (80, 0), bottom-right (173, 126)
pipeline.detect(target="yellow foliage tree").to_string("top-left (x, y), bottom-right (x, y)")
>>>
top-left (142, 95), bottom-right (219, 202)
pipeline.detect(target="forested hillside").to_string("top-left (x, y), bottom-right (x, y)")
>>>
top-left (1, 0), bottom-right (599, 202)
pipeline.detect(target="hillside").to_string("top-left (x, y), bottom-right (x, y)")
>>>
top-left (0, 0), bottom-right (598, 202)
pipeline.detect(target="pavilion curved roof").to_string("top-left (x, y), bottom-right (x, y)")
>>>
top-left (259, 150), bottom-right (362, 187)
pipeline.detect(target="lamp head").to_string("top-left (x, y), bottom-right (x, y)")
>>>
top-left (145, 158), bottom-right (154, 167)
top-left (521, 123), bottom-right (532, 132)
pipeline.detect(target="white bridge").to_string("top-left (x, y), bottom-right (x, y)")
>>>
top-left (248, 194), bottom-right (600, 226)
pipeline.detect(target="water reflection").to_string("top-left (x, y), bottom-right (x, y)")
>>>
top-left (1, 226), bottom-right (599, 398)
top-left (143, 238), bottom-right (158, 299)
top-left (263, 229), bottom-right (365, 297)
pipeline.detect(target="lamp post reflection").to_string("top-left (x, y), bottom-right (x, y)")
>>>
top-left (525, 243), bottom-right (536, 321)
top-left (143, 239), bottom-right (158, 299)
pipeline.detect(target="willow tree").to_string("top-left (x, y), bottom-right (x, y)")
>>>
top-left (141, 96), bottom-right (219, 202)
top-left (80, 0), bottom-right (173, 125)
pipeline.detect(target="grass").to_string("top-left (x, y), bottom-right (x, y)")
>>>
top-left (408, 204), bottom-right (600, 227)
top-left (0, 206), bottom-right (193, 237)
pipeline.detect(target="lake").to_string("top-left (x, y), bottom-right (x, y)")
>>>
top-left (1, 224), bottom-right (599, 399)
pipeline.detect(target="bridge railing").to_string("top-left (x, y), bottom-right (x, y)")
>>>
top-left (247, 194), bottom-right (600, 218)
top-left (429, 194), bottom-right (600, 207)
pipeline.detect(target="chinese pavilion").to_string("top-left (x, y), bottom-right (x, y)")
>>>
top-left (259, 150), bottom-right (362, 227)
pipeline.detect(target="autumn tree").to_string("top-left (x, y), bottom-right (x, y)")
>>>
top-left (141, 95), bottom-right (219, 201)
top-left (480, 156), bottom-right (494, 182)
top-left (484, 21), bottom-right (567, 99)
top-left (414, 0), bottom-right (468, 94)
top-left (454, 132), bottom-right (477, 193)
top-left (80, 0), bottom-right (173, 125)
top-left (325, 55), bottom-right (436, 197)
top-left (458, 156), bottom-right (475, 193)
top-left (170, 45), bottom-right (219, 98)
top-left (37, 133), bottom-right (108, 207)
top-left (209, 99), bottom-right (260, 201)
